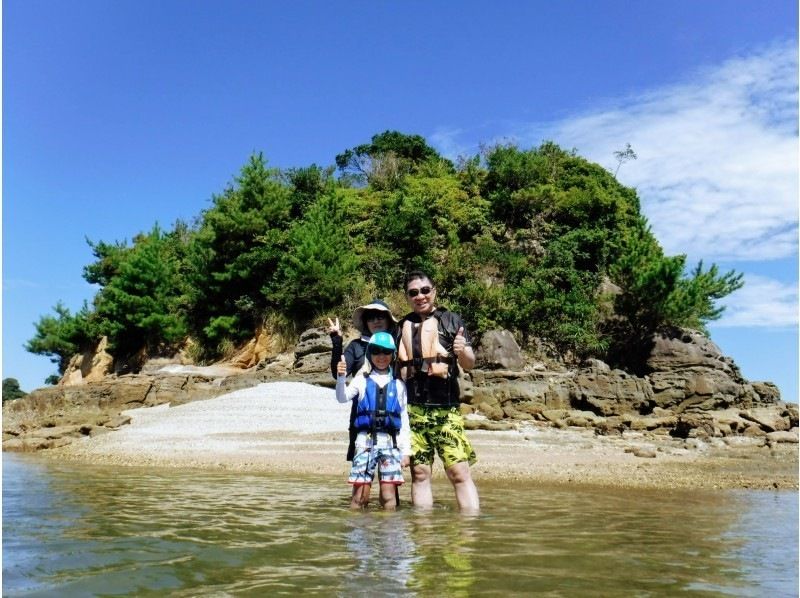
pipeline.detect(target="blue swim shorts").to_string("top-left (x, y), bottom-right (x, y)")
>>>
top-left (348, 446), bottom-right (404, 486)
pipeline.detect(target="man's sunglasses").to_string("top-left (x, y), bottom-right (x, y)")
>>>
top-left (407, 286), bottom-right (433, 298)
top-left (370, 347), bottom-right (394, 356)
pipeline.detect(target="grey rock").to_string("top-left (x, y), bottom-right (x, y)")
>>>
top-left (294, 328), bottom-right (332, 358)
top-left (766, 429), bottom-right (799, 443)
top-left (475, 330), bottom-right (525, 371)
top-left (632, 447), bottom-right (657, 458)
top-left (740, 407), bottom-right (792, 433)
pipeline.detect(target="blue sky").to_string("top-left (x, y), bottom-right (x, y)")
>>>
top-left (3, 1), bottom-right (798, 402)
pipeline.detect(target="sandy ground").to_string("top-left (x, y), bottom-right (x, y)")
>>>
top-left (55, 381), bottom-right (798, 490)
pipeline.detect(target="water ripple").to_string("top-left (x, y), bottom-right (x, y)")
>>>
top-left (3, 454), bottom-right (797, 597)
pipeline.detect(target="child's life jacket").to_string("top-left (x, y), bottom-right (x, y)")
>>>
top-left (335, 370), bottom-right (411, 456)
top-left (354, 376), bottom-right (403, 435)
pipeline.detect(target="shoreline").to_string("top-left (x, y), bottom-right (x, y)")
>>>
top-left (42, 381), bottom-right (797, 491)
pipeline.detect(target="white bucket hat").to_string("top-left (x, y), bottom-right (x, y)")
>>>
top-left (352, 299), bottom-right (398, 335)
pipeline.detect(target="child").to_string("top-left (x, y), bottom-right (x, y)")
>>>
top-left (328, 300), bottom-right (398, 462)
top-left (336, 331), bottom-right (411, 510)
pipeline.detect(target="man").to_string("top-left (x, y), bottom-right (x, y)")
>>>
top-left (395, 270), bottom-right (480, 512)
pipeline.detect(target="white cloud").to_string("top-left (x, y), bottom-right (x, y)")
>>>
top-left (712, 274), bottom-right (798, 328)
top-left (433, 40), bottom-right (799, 262)
top-left (2, 279), bottom-right (42, 291)
top-left (429, 127), bottom-right (467, 161)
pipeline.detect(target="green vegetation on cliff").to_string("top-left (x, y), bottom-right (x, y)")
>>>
top-left (2, 378), bottom-right (27, 401)
top-left (26, 131), bottom-right (743, 382)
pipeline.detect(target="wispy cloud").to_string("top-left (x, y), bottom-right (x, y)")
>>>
top-left (433, 40), bottom-right (799, 262)
top-left (712, 274), bottom-right (798, 328)
top-left (2, 279), bottom-right (43, 291)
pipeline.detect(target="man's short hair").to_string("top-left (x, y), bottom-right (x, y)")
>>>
top-left (405, 269), bottom-right (434, 289)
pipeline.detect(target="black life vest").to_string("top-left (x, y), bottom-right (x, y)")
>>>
top-left (396, 308), bottom-right (462, 407)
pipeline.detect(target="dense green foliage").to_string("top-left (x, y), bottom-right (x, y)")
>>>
top-left (2, 378), bottom-right (27, 401)
top-left (26, 132), bottom-right (743, 383)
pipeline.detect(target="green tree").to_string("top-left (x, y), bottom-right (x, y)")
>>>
top-left (663, 261), bottom-right (744, 331)
top-left (2, 378), bottom-right (27, 401)
top-left (275, 192), bottom-right (363, 320)
top-left (185, 153), bottom-right (293, 353)
top-left (24, 134), bottom-right (745, 378)
top-left (335, 130), bottom-right (452, 188)
top-left (25, 301), bottom-right (97, 382)
top-left (606, 220), bottom-right (742, 372)
top-left (284, 164), bottom-right (336, 219)
top-left (92, 224), bottom-right (188, 359)
top-left (613, 143), bottom-right (637, 177)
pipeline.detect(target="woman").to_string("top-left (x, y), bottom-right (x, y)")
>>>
top-left (328, 299), bottom-right (398, 461)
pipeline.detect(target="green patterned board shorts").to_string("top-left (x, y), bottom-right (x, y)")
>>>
top-left (408, 405), bottom-right (477, 469)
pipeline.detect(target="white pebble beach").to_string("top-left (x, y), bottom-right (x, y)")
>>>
top-left (55, 381), bottom-right (798, 491)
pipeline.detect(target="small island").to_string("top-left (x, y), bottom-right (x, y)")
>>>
top-left (5, 132), bottom-right (797, 490)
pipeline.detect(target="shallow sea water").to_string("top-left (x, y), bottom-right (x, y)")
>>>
top-left (3, 453), bottom-right (797, 597)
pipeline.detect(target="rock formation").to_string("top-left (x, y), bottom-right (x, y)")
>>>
top-left (4, 326), bottom-right (797, 452)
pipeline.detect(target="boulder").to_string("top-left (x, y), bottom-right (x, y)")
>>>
top-left (565, 410), bottom-right (604, 428)
top-left (648, 368), bottom-right (744, 412)
top-left (740, 407), bottom-right (792, 433)
top-left (293, 352), bottom-right (331, 376)
top-left (28, 424), bottom-right (83, 440)
top-left (646, 327), bottom-right (742, 379)
top-left (766, 429), bottom-right (799, 443)
top-left (572, 368), bottom-right (652, 416)
top-left (750, 381), bottom-right (782, 404)
top-left (475, 330), bottom-right (524, 371)
top-left (295, 328), bottom-right (332, 358)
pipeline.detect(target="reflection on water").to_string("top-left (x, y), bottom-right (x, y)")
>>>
top-left (3, 453), bottom-right (797, 597)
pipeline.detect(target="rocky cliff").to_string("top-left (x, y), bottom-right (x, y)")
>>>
top-left (4, 326), bottom-right (797, 451)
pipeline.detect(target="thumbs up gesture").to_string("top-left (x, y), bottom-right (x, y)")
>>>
top-left (337, 355), bottom-right (347, 377)
top-left (453, 327), bottom-right (466, 356)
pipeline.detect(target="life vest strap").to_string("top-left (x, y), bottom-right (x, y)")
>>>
top-left (396, 355), bottom-right (453, 368)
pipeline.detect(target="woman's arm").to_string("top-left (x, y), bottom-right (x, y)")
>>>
top-left (329, 317), bottom-right (344, 380)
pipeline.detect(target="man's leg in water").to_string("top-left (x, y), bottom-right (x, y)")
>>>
top-left (411, 464), bottom-right (434, 509)
top-left (445, 461), bottom-right (479, 513)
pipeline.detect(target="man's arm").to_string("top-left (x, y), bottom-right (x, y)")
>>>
top-left (457, 344), bottom-right (476, 371)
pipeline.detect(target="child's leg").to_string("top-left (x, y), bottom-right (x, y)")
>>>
top-left (348, 447), bottom-right (377, 509)
top-left (378, 483), bottom-right (398, 510)
top-left (350, 484), bottom-right (372, 510)
top-left (376, 447), bottom-right (404, 510)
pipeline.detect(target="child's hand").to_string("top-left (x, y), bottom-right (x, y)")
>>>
top-left (337, 355), bottom-right (346, 376)
top-left (401, 456), bottom-right (410, 468)
top-left (327, 317), bottom-right (341, 336)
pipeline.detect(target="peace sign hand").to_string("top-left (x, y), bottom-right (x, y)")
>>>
top-left (327, 317), bottom-right (341, 336)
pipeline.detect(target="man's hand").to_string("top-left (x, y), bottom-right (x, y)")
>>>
top-left (453, 326), bottom-right (476, 371)
top-left (453, 327), bottom-right (466, 356)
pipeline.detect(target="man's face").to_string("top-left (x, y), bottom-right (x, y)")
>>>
top-left (406, 277), bottom-right (436, 316)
